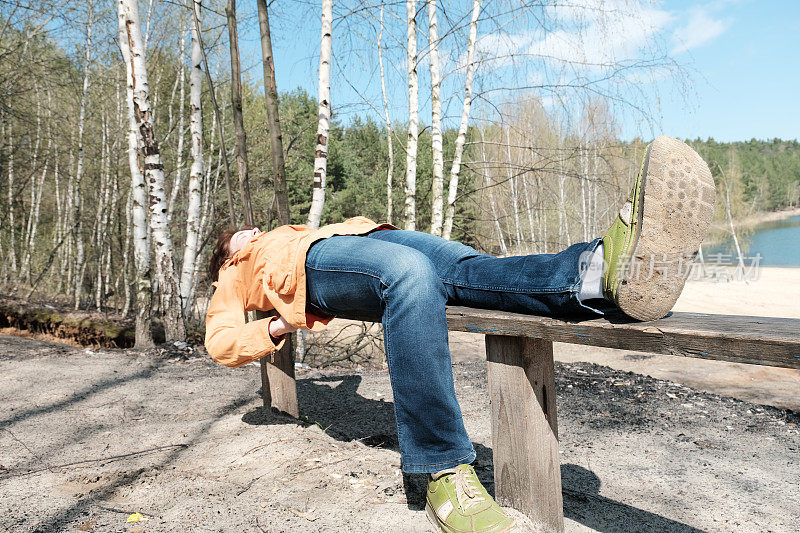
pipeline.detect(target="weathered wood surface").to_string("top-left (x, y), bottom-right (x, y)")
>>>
top-left (447, 307), bottom-right (800, 369)
top-left (486, 336), bottom-right (564, 532)
top-left (260, 335), bottom-right (298, 417)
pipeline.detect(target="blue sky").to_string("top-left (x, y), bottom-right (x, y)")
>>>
top-left (237, 0), bottom-right (799, 142)
top-left (655, 0), bottom-right (800, 142)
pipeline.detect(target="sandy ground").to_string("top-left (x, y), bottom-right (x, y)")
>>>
top-left (1, 268), bottom-right (798, 532)
top-left (567, 266), bottom-right (800, 410)
top-left (0, 335), bottom-right (798, 533)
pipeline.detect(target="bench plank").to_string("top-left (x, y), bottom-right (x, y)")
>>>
top-left (447, 307), bottom-right (800, 369)
top-left (486, 336), bottom-right (564, 532)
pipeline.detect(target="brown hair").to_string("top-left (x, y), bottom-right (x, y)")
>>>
top-left (208, 225), bottom-right (255, 283)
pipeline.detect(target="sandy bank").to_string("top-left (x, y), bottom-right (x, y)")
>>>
top-left (580, 266), bottom-right (800, 410)
top-left (709, 206), bottom-right (800, 234)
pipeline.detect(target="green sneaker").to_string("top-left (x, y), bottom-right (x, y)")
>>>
top-left (602, 136), bottom-right (715, 321)
top-left (425, 464), bottom-right (514, 533)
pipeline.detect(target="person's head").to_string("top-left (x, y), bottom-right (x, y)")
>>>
top-left (208, 226), bottom-right (262, 282)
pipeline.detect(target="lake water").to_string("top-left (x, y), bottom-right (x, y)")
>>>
top-left (703, 214), bottom-right (800, 267)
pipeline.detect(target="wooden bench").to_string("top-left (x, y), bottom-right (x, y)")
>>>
top-left (259, 308), bottom-right (800, 531)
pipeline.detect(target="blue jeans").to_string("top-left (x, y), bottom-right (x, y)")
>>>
top-left (304, 229), bottom-right (601, 473)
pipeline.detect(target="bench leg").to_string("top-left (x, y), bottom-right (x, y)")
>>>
top-left (485, 335), bottom-right (564, 532)
top-left (260, 333), bottom-right (299, 417)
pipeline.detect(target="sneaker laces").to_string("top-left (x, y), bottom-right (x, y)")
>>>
top-left (435, 466), bottom-right (485, 511)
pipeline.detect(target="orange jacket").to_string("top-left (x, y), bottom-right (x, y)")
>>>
top-left (204, 216), bottom-right (397, 367)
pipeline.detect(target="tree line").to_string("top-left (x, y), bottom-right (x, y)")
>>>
top-left (2, 1), bottom-right (796, 347)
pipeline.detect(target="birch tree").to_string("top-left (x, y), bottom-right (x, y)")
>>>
top-left (505, 127), bottom-right (524, 251)
top-left (404, 0), bottom-right (418, 231)
top-left (167, 24), bottom-right (187, 222)
top-left (92, 110), bottom-right (110, 310)
top-left (377, 4), bottom-right (393, 225)
top-left (191, 0), bottom-right (236, 225)
top-left (479, 127), bottom-right (507, 254)
top-left (119, 0), bottom-right (186, 341)
top-left (118, 5), bottom-right (154, 347)
top-left (6, 114), bottom-right (17, 275)
top-left (307, 0), bottom-right (333, 229)
top-left (19, 83), bottom-right (44, 284)
top-left (72, 3), bottom-right (94, 309)
top-left (441, 0), bottom-right (480, 240)
top-left (427, 0), bottom-right (445, 236)
top-left (180, 0), bottom-right (205, 316)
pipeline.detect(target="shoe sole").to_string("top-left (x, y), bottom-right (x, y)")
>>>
top-left (615, 136), bottom-right (716, 321)
top-left (424, 501), bottom-right (515, 533)
top-left (425, 502), bottom-right (448, 533)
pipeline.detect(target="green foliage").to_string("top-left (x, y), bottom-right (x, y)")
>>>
top-left (325, 116), bottom-right (391, 223)
top-left (240, 85), bottom-right (482, 243)
top-left (3, 10), bottom-right (797, 313)
top-left (688, 138), bottom-right (800, 213)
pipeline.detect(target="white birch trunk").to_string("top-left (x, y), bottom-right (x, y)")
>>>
top-left (121, 188), bottom-right (134, 317)
top-left (558, 153), bottom-right (572, 247)
top-left (22, 139), bottom-right (47, 286)
top-left (505, 128), bottom-right (523, 252)
top-left (0, 114), bottom-right (4, 285)
top-left (441, 0), bottom-right (480, 240)
top-left (428, 0), bottom-right (444, 235)
top-left (72, 5), bottom-right (93, 309)
top-left (480, 129), bottom-right (507, 255)
top-left (724, 181), bottom-right (746, 271)
top-left (538, 175), bottom-right (548, 253)
top-left (404, 0), bottom-right (418, 231)
top-left (522, 172), bottom-right (537, 253)
top-left (168, 25), bottom-right (188, 223)
top-left (30, 139), bottom-right (48, 273)
top-left (7, 115), bottom-right (17, 273)
top-left (52, 133), bottom-right (62, 250)
top-left (107, 82), bottom-right (124, 310)
top-left (126, 0), bottom-right (185, 340)
top-left (120, 0), bottom-right (186, 342)
top-left (180, 0), bottom-right (205, 316)
top-left (94, 112), bottom-right (110, 310)
top-left (144, 0), bottom-right (155, 49)
top-left (119, 14), bottom-right (153, 343)
top-left (199, 103), bottom-right (218, 241)
top-left (307, 0), bottom-right (333, 229)
top-left (378, 5), bottom-right (393, 225)
top-left (62, 137), bottom-right (75, 294)
top-left (49, 139), bottom-right (63, 299)
top-left (580, 143), bottom-right (588, 243)
top-left (21, 84), bottom-right (42, 283)
top-left (166, 57), bottom-right (181, 144)
top-left (591, 142), bottom-right (600, 238)
top-left (200, 98), bottom-right (223, 246)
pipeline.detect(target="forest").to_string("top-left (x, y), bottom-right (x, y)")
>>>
top-left (1, 0), bottom-right (798, 347)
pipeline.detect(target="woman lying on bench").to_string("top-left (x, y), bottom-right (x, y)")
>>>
top-left (205, 136), bottom-right (715, 533)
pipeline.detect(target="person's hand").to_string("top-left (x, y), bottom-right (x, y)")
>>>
top-left (269, 316), bottom-right (297, 339)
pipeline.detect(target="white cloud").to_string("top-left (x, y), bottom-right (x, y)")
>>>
top-left (671, 8), bottom-right (729, 54)
top-left (528, 2), bottom-right (674, 67)
top-left (444, 1), bottom-right (730, 84)
top-left (451, 31), bottom-right (537, 72)
top-left (452, 2), bottom-right (673, 74)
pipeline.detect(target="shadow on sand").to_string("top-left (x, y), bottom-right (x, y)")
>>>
top-left (241, 373), bottom-right (704, 532)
